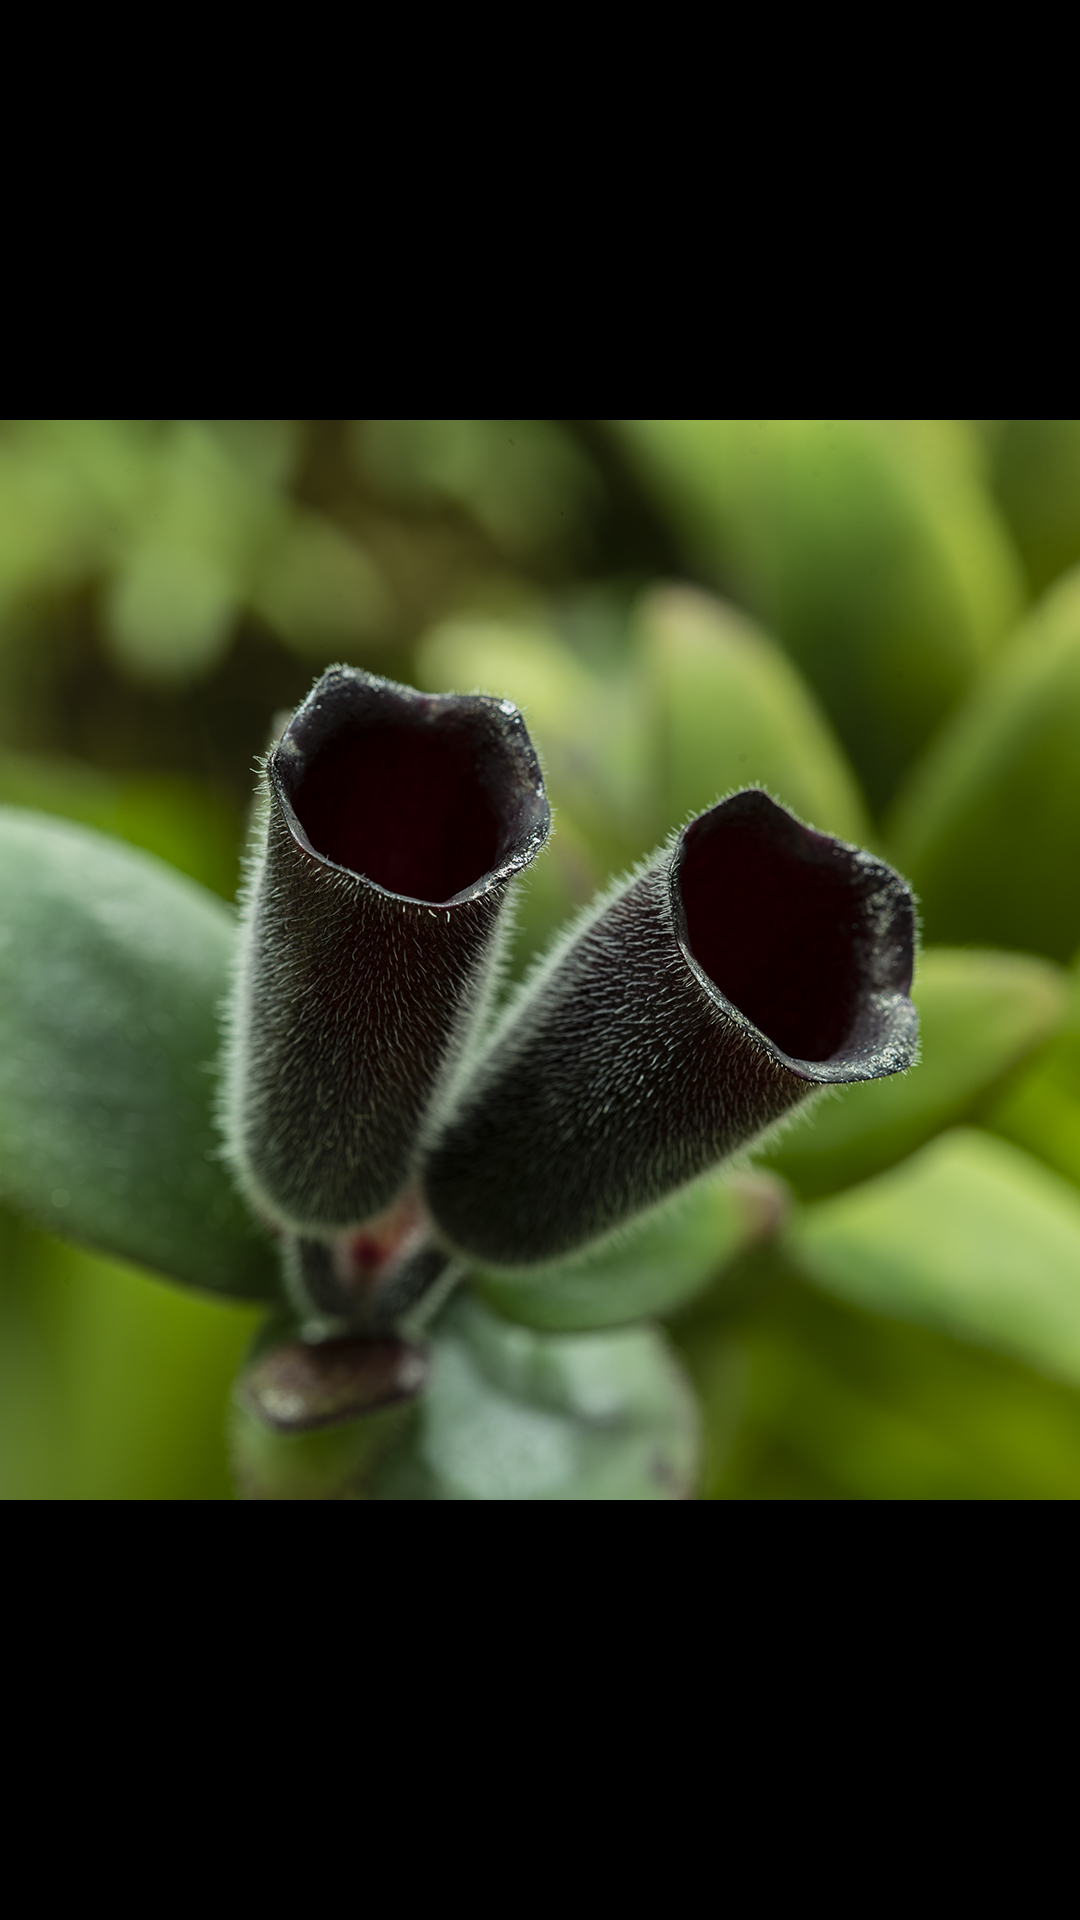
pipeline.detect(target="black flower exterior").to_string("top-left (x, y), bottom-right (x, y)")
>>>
top-left (224, 666), bottom-right (549, 1247)
top-left (423, 789), bottom-right (917, 1266)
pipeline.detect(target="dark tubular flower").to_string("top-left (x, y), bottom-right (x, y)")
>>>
top-left (423, 789), bottom-right (917, 1266)
top-left (225, 667), bottom-right (549, 1245)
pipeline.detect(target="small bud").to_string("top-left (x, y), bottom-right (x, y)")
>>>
top-left (424, 789), bottom-right (917, 1265)
top-left (224, 666), bottom-right (549, 1238)
top-left (237, 1332), bottom-right (428, 1433)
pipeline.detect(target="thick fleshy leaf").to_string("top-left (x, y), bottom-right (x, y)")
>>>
top-left (761, 948), bottom-right (1068, 1198)
top-left (371, 1291), bottom-right (700, 1500)
top-left (888, 566), bottom-right (1080, 960)
top-left (475, 1171), bottom-right (788, 1332)
top-left (635, 585), bottom-right (869, 844)
top-left (611, 419), bottom-right (1023, 811)
top-left (787, 1128), bottom-right (1080, 1386)
top-left (0, 808), bottom-right (276, 1298)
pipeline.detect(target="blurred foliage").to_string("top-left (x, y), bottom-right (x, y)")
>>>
top-left (888, 567), bottom-right (1080, 959)
top-left (986, 420), bottom-right (1080, 598)
top-left (672, 1262), bottom-right (1080, 1500)
top-left (0, 1206), bottom-right (259, 1499)
top-left (611, 419), bottom-right (1024, 812)
top-left (5, 419), bottom-right (1080, 1499)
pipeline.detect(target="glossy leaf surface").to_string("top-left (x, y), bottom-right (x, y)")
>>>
top-left (788, 1128), bottom-right (1080, 1386)
top-left (761, 948), bottom-right (1068, 1198)
top-left (0, 808), bottom-right (277, 1298)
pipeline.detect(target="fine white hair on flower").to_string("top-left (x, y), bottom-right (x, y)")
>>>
top-left (422, 788), bottom-right (917, 1268)
top-left (220, 664), bottom-right (549, 1243)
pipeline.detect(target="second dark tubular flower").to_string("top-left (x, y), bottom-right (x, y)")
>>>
top-left (423, 789), bottom-right (917, 1266)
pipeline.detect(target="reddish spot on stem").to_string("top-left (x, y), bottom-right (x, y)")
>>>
top-left (334, 1187), bottom-right (430, 1294)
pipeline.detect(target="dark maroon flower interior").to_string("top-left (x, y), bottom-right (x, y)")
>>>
top-left (678, 800), bottom-right (865, 1062)
top-left (292, 721), bottom-right (501, 902)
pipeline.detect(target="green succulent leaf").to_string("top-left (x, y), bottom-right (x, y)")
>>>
top-left (0, 808), bottom-right (277, 1299)
top-left (787, 1127), bottom-right (1080, 1387)
top-left (634, 584), bottom-right (869, 844)
top-left (761, 947), bottom-right (1069, 1199)
top-left (888, 566), bottom-right (1080, 960)
top-left (372, 1290), bottom-right (700, 1499)
top-left (475, 1170), bottom-right (787, 1332)
top-left (611, 419), bottom-right (1023, 811)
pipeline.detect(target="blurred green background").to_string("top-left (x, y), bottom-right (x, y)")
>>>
top-left (4, 418), bottom-right (1080, 1499)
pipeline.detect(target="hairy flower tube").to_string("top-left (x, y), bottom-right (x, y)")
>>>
top-left (223, 666), bottom-right (550, 1329)
top-left (423, 789), bottom-right (917, 1266)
